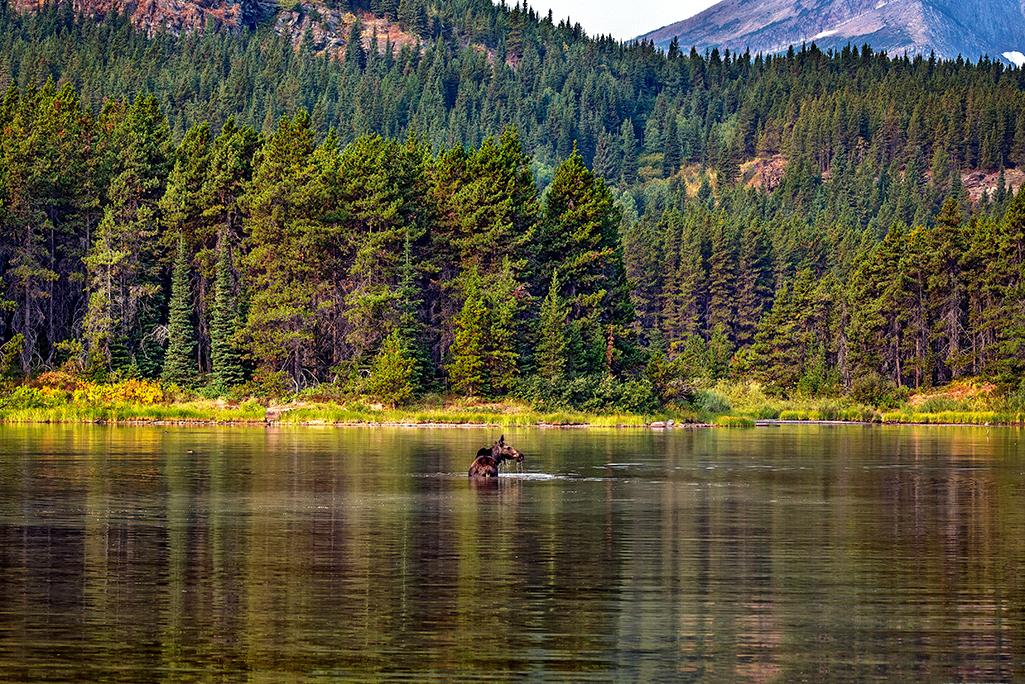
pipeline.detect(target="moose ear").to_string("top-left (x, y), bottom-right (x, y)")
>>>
top-left (499, 435), bottom-right (505, 446)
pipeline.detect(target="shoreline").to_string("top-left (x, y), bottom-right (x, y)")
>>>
top-left (2, 388), bottom-right (1021, 429)
top-left (0, 416), bottom-right (1018, 429)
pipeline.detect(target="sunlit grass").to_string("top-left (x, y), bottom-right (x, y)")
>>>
top-left (3, 382), bottom-right (1023, 428)
top-left (777, 406), bottom-right (882, 423)
top-left (279, 404), bottom-right (666, 428)
top-left (0, 396), bottom-right (688, 428)
top-left (880, 411), bottom-right (1021, 425)
top-left (0, 400), bottom-right (267, 424)
top-left (713, 415), bottom-right (755, 428)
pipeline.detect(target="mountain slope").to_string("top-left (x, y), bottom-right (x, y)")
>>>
top-left (10, 0), bottom-right (249, 35)
top-left (9, 0), bottom-right (423, 55)
top-left (639, 0), bottom-right (1025, 65)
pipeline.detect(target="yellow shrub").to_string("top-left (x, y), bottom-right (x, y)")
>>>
top-left (72, 379), bottom-right (165, 406)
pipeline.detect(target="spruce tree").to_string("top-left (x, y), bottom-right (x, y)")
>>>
top-left (345, 19), bottom-right (367, 70)
top-left (394, 232), bottom-right (431, 392)
top-left (240, 111), bottom-right (335, 387)
top-left (592, 131), bottom-right (617, 182)
top-left (536, 271), bottom-right (569, 381)
top-left (619, 119), bottom-right (638, 185)
top-left (210, 237), bottom-right (246, 391)
top-left (162, 237), bottom-right (197, 386)
top-left (452, 127), bottom-right (538, 276)
top-left (735, 222), bottom-right (773, 346)
top-left (538, 148), bottom-right (634, 374)
top-left (447, 272), bottom-right (488, 396)
top-left (366, 329), bottom-right (416, 407)
top-left (339, 135), bottom-right (425, 362)
top-left (706, 216), bottom-right (737, 339)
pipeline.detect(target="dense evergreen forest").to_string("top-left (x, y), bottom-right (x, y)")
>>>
top-left (4, 1), bottom-right (1025, 410)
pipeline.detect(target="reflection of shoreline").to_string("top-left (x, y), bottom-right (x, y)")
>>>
top-left (0, 417), bottom-right (1013, 429)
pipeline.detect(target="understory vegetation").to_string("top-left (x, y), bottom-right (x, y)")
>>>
top-left (0, 368), bottom-right (1020, 427)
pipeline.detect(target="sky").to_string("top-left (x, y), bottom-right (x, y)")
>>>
top-left (508, 0), bottom-right (720, 40)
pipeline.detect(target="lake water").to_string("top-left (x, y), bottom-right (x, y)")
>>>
top-left (0, 425), bottom-right (1023, 681)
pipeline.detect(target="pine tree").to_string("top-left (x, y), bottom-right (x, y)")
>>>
top-left (622, 216), bottom-right (663, 335)
top-left (706, 216), bottom-right (736, 339)
top-left (706, 323), bottom-right (734, 380)
top-left (83, 95), bottom-right (172, 376)
top-left (735, 221), bottom-right (773, 346)
top-left (160, 123), bottom-right (211, 247)
top-left (619, 119), bottom-right (638, 185)
top-left (746, 271), bottom-right (821, 392)
top-left (483, 259), bottom-right (522, 395)
top-left (447, 272), bottom-right (488, 396)
top-left (345, 19), bottom-right (367, 70)
top-left (240, 111), bottom-right (336, 387)
top-left (926, 199), bottom-right (968, 381)
top-left (366, 329), bottom-right (416, 407)
top-left (536, 270), bottom-right (569, 381)
top-left (538, 148), bottom-right (634, 374)
top-left (394, 232), bottom-right (431, 392)
top-left (162, 237), bottom-right (197, 386)
top-left (82, 208), bottom-right (126, 373)
top-left (452, 127), bottom-right (538, 276)
top-left (397, 0), bottom-right (428, 34)
top-left (990, 190), bottom-right (1025, 384)
top-left (661, 217), bottom-right (705, 346)
top-left (339, 135), bottom-right (425, 362)
top-left (592, 131), bottom-right (618, 182)
top-left (210, 237), bottom-right (246, 391)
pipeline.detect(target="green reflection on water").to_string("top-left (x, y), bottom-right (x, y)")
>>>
top-left (0, 425), bottom-right (1023, 681)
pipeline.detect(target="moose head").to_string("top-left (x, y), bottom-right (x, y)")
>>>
top-left (490, 435), bottom-right (524, 463)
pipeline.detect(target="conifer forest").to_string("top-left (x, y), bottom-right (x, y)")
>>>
top-left (4, 0), bottom-right (1025, 415)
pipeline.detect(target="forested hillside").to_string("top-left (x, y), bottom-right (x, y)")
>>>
top-left (4, 1), bottom-right (1025, 412)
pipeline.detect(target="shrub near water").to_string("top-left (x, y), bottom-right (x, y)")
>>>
top-left (71, 379), bottom-right (165, 406)
top-left (0, 386), bottom-right (69, 409)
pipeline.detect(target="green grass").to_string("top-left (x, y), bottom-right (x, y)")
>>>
top-left (279, 403), bottom-right (668, 428)
top-left (0, 400), bottom-right (267, 424)
top-left (880, 411), bottom-right (1022, 425)
top-left (693, 380), bottom-right (1025, 426)
top-left (4, 384), bottom-right (1024, 428)
top-left (0, 397), bottom-right (687, 428)
top-left (713, 415), bottom-right (755, 428)
top-left (778, 406), bottom-right (881, 422)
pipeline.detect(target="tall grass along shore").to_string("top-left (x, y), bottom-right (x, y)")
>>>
top-left (0, 375), bottom-right (1021, 429)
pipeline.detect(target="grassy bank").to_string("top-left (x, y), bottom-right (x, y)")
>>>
top-left (276, 403), bottom-right (680, 428)
top-left (0, 401), bottom-right (685, 428)
top-left (691, 379), bottom-right (1025, 427)
top-left (0, 377), bottom-right (1022, 428)
top-left (0, 382), bottom-right (689, 427)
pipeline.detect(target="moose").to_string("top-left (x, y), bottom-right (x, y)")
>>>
top-left (468, 435), bottom-right (524, 477)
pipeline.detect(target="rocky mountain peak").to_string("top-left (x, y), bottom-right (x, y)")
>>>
top-left (638, 0), bottom-right (1025, 65)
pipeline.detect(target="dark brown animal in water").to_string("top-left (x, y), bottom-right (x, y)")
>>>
top-left (468, 435), bottom-right (524, 477)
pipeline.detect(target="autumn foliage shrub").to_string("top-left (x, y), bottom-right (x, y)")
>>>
top-left (32, 370), bottom-right (88, 392)
top-left (71, 379), bottom-right (165, 405)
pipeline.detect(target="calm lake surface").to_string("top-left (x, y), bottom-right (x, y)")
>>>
top-left (1, 425), bottom-right (1023, 681)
